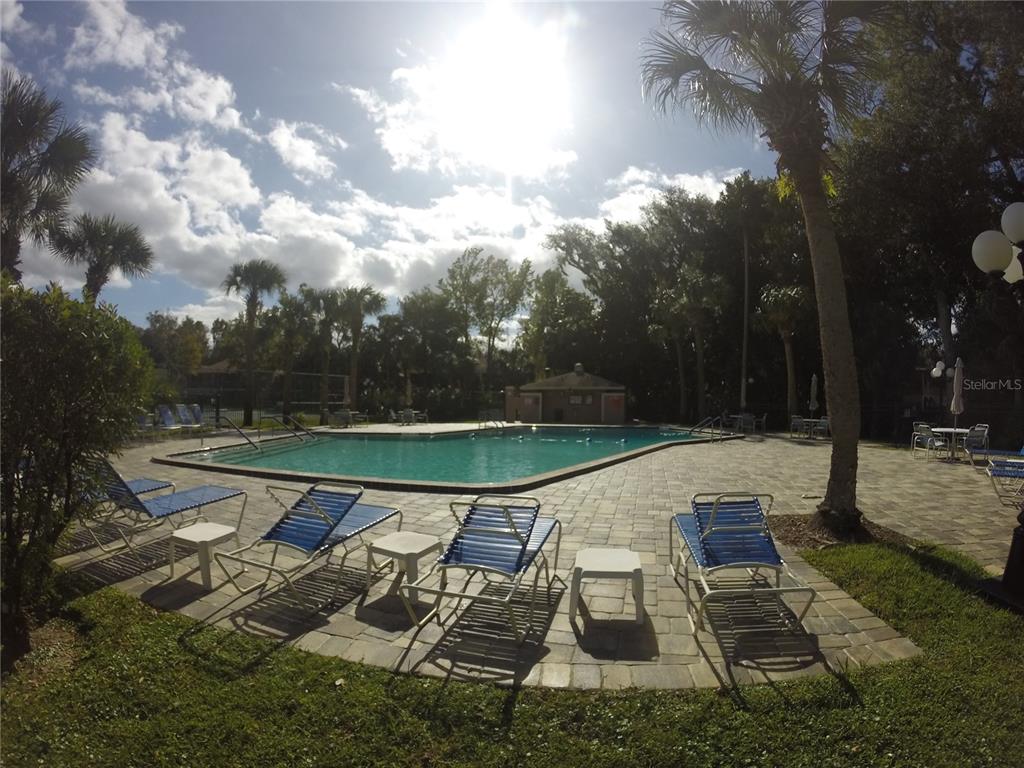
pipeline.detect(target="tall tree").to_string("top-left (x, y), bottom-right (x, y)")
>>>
top-left (756, 285), bottom-right (808, 418)
top-left (54, 213), bottom-right (153, 303)
top-left (1, 70), bottom-right (96, 282)
top-left (139, 311), bottom-right (208, 390)
top-left (222, 259), bottom-right (286, 426)
top-left (339, 285), bottom-right (386, 409)
top-left (642, 1), bottom-right (889, 528)
top-left (264, 290), bottom-right (312, 418)
top-left (474, 255), bottom-right (533, 385)
top-left (521, 269), bottom-right (599, 379)
top-left (299, 285), bottom-right (345, 425)
top-left (438, 247), bottom-right (486, 345)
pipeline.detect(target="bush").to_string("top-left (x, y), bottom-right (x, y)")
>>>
top-left (0, 282), bottom-right (152, 667)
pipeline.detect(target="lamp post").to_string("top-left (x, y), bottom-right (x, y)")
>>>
top-left (971, 201), bottom-right (1024, 597)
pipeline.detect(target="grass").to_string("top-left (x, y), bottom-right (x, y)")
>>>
top-left (2, 543), bottom-right (1023, 767)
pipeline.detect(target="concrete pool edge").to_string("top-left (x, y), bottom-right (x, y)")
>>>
top-left (150, 430), bottom-right (744, 494)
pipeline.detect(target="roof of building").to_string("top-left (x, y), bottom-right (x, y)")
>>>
top-left (520, 364), bottom-right (625, 392)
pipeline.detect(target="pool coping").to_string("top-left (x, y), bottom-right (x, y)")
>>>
top-left (151, 427), bottom-right (743, 494)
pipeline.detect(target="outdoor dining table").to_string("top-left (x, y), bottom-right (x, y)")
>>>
top-left (931, 427), bottom-right (970, 461)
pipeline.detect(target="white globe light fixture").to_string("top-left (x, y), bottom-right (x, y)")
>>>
top-left (1005, 246), bottom-right (1023, 285)
top-left (972, 230), bottom-right (1013, 275)
top-left (1001, 201), bottom-right (1024, 246)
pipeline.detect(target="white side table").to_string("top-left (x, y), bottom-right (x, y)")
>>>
top-left (366, 530), bottom-right (442, 602)
top-left (569, 548), bottom-right (645, 625)
top-left (169, 522), bottom-right (240, 590)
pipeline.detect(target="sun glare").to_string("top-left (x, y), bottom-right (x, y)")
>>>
top-left (431, 6), bottom-right (574, 179)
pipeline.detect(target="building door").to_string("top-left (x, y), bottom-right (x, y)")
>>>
top-left (520, 393), bottom-right (542, 423)
top-left (601, 393), bottom-right (625, 424)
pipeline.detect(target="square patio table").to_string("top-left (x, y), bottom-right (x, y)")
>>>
top-left (169, 522), bottom-right (241, 590)
top-left (569, 548), bottom-right (645, 625)
top-left (366, 530), bottom-right (443, 602)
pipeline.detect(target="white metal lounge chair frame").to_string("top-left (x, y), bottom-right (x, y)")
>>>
top-left (987, 460), bottom-right (1024, 508)
top-left (83, 486), bottom-right (246, 568)
top-left (215, 483), bottom-right (402, 612)
top-left (669, 492), bottom-right (815, 635)
top-left (400, 495), bottom-right (562, 643)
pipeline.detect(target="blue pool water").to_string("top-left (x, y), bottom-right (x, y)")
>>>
top-left (192, 426), bottom-right (695, 484)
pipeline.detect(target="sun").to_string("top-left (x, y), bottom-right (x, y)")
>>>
top-left (429, 6), bottom-right (575, 180)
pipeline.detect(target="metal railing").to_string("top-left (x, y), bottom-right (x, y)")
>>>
top-left (688, 416), bottom-right (725, 442)
top-left (216, 415), bottom-right (262, 452)
top-left (264, 415), bottom-right (314, 443)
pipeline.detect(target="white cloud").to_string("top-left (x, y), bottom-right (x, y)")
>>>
top-left (1, 2), bottom-right (56, 45)
top-left (267, 120), bottom-right (345, 182)
top-left (344, 8), bottom-right (578, 180)
top-left (598, 166), bottom-right (743, 222)
top-left (65, 0), bottom-right (180, 71)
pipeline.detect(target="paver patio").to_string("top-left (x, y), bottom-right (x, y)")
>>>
top-left (56, 426), bottom-right (1018, 690)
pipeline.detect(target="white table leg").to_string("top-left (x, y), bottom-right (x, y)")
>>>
top-left (197, 541), bottom-right (213, 590)
top-left (404, 554), bottom-right (418, 603)
top-left (632, 570), bottom-right (644, 624)
top-left (568, 567), bottom-right (582, 622)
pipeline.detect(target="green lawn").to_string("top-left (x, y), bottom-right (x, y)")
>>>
top-left (3, 543), bottom-right (1023, 767)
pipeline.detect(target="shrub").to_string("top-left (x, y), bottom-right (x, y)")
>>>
top-left (0, 281), bottom-right (152, 667)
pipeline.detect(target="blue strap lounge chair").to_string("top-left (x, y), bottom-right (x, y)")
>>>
top-left (988, 461), bottom-right (1024, 508)
top-left (175, 403), bottom-right (203, 431)
top-left (669, 492), bottom-right (815, 634)
top-left (401, 495), bottom-right (562, 642)
top-left (215, 483), bottom-right (402, 611)
top-left (155, 404), bottom-right (183, 436)
top-left (81, 457), bottom-right (246, 559)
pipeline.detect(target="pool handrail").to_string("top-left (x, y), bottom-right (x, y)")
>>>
top-left (216, 415), bottom-right (262, 452)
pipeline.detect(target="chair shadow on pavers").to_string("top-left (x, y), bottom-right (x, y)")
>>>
top-left (399, 580), bottom-right (563, 684)
top-left (58, 519), bottom-right (124, 555)
top-left (72, 537), bottom-right (177, 587)
top-left (177, 562), bottom-right (382, 673)
top-left (571, 603), bottom-right (660, 661)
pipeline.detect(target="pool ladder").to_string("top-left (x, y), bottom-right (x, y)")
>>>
top-left (264, 415), bottom-right (318, 443)
top-left (687, 416), bottom-right (725, 442)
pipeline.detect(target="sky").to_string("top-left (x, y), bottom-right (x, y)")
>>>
top-left (1, 0), bottom-right (776, 327)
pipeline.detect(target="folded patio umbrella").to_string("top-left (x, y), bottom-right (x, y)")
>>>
top-left (809, 373), bottom-right (819, 416)
top-left (950, 357), bottom-right (965, 430)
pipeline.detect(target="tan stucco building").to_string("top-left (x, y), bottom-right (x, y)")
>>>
top-left (505, 364), bottom-right (627, 424)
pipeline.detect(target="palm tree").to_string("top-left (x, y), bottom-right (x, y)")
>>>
top-left (54, 213), bottom-right (153, 303)
top-left (339, 285), bottom-right (386, 410)
top-left (299, 285), bottom-right (345, 425)
top-left (1, 69), bottom-right (96, 281)
top-left (265, 289), bottom-right (312, 419)
top-left (222, 259), bottom-right (286, 426)
top-left (757, 285), bottom-right (808, 418)
top-left (642, 1), bottom-right (887, 528)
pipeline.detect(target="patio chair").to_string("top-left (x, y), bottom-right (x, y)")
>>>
top-left (789, 415), bottom-right (805, 438)
top-left (669, 492), bottom-right (816, 634)
top-left (189, 403), bottom-right (205, 427)
top-left (987, 461), bottom-right (1024, 508)
top-left (175, 403), bottom-right (203, 432)
top-left (962, 425), bottom-right (991, 467)
top-left (400, 495), bottom-right (562, 642)
top-left (80, 456), bottom-right (246, 559)
top-left (811, 416), bottom-right (831, 439)
top-left (401, 408), bottom-right (414, 426)
top-left (135, 409), bottom-right (156, 441)
top-left (215, 483), bottom-right (402, 611)
top-left (755, 413), bottom-right (767, 434)
top-left (155, 404), bottom-right (183, 436)
top-left (911, 423), bottom-right (945, 459)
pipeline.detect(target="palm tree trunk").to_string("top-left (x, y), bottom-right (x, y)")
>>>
top-left (935, 288), bottom-right (956, 367)
top-left (788, 157), bottom-right (861, 521)
top-left (349, 328), bottom-right (361, 410)
top-left (319, 333), bottom-right (330, 426)
top-left (694, 324), bottom-right (707, 420)
top-left (673, 335), bottom-right (687, 420)
top-left (739, 225), bottom-right (749, 410)
top-left (243, 319), bottom-right (255, 427)
top-left (782, 332), bottom-right (797, 417)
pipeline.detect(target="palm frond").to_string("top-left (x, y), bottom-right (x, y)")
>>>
top-left (661, 1), bottom-right (756, 59)
top-left (641, 30), bottom-right (756, 134)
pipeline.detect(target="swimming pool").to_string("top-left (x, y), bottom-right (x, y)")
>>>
top-left (160, 426), bottom-right (716, 493)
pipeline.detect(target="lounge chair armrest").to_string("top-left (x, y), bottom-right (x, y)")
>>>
top-left (265, 484), bottom-right (331, 525)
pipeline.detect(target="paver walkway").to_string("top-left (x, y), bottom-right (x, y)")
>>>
top-left (57, 427), bottom-right (1018, 690)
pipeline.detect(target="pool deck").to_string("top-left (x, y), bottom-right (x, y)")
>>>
top-left (56, 423), bottom-right (1019, 691)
